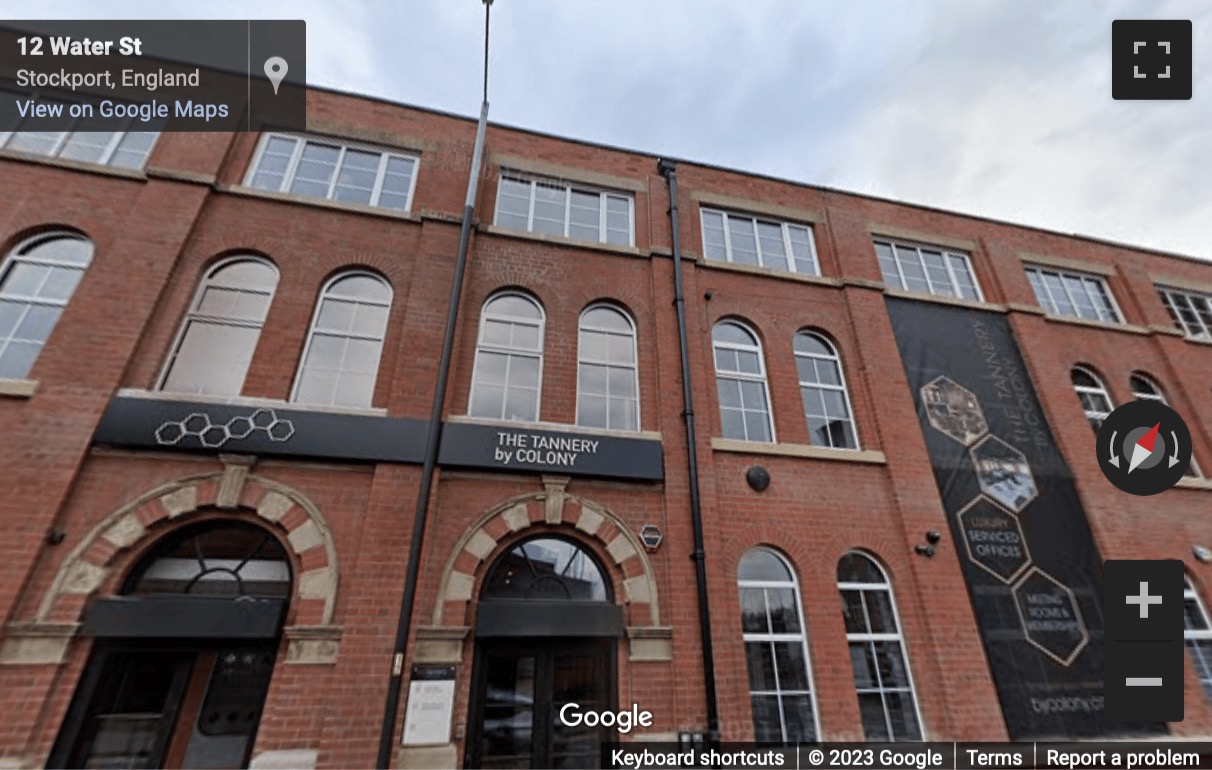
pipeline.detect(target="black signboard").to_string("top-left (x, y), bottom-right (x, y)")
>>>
top-left (93, 396), bottom-right (428, 464)
top-left (886, 298), bottom-right (1163, 740)
top-left (438, 422), bottom-right (663, 480)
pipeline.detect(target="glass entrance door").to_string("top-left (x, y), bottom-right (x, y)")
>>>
top-left (468, 638), bottom-right (614, 769)
top-left (56, 643), bottom-right (276, 769)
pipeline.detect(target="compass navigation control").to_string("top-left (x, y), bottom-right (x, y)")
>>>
top-left (1097, 400), bottom-right (1192, 496)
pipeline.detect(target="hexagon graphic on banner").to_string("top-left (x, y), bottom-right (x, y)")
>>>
top-left (1012, 567), bottom-right (1089, 666)
top-left (970, 435), bottom-right (1038, 514)
top-left (921, 376), bottom-right (988, 446)
top-left (957, 496), bottom-right (1032, 584)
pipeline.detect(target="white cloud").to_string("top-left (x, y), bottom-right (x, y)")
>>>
top-left (2, 0), bottom-right (1209, 257)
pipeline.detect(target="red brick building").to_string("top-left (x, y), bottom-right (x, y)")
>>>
top-left (2, 87), bottom-right (1212, 769)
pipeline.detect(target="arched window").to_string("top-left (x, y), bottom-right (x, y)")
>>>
top-left (0, 232), bottom-right (94, 379)
top-left (292, 271), bottom-right (392, 408)
top-left (713, 321), bottom-right (774, 442)
top-left (469, 292), bottom-right (544, 422)
top-left (1131, 373), bottom-right (1200, 477)
top-left (1185, 578), bottom-right (1212, 704)
top-left (160, 257), bottom-right (279, 396)
top-left (60, 521), bottom-right (290, 770)
top-left (738, 548), bottom-right (819, 743)
top-left (482, 536), bottom-right (610, 602)
top-left (125, 520), bottom-right (292, 598)
top-left (837, 552), bottom-right (922, 741)
top-left (1071, 366), bottom-right (1113, 432)
top-left (577, 305), bottom-right (639, 431)
top-left (794, 331), bottom-right (859, 449)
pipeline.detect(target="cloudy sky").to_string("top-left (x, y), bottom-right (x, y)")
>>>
top-left (4, 1), bottom-right (1210, 258)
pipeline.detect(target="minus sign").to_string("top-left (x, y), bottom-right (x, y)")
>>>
top-left (1126, 677), bottom-right (1163, 686)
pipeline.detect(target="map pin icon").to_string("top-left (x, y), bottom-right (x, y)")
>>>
top-left (264, 56), bottom-right (288, 95)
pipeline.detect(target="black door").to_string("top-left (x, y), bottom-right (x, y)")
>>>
top-left (467, 638), bottom-right (614, 769)
top-left (52, 643), bottom-right (277, 769)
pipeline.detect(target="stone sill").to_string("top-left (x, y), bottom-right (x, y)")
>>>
top-left (0, 379), bottom-right (38, 398)
top-left (1175, 477), bottom-right (1212, 491)
top-left (711, 437), bottom-right (886, 464)
top-left (884, 288), bottom-right (1004, 312)
top-left (0, 149), bottom-right (148, 180)
top-left (1040, 314), bottom-right (1152, 336)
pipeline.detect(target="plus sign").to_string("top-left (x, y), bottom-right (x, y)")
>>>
top-left (1126, 581), bottom-right (1163, 619)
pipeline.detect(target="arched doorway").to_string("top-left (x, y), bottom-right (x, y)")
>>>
top-left (465, 536), bottom-right (621, 769)
top-left (49, 520), bottom-right (292, 769)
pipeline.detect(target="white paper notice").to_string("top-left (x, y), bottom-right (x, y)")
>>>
top-left (401, 679), bottom-right (455, 745)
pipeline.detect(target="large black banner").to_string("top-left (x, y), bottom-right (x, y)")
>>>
top-left (885, 298), bottom-right (1163, 740)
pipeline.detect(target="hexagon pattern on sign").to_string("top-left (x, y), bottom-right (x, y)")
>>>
top-left (1012, 567), bottom-right (1089, 667)
top-left (154, 408), bottom-right (296, 449)
top-left (957, 497), bottom-right (1032, 584)
top-left (970, 435), bottom-right (1038, 513)
top-left (921, 376), bottom-right (988, 446)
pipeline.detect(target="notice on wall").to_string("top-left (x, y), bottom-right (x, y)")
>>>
top-left (438, 421), bottom-right (663, 480)
top-left (886, 297), bottom-right (1165, 740)
top-left (402, 665), bottom-right (456, 746)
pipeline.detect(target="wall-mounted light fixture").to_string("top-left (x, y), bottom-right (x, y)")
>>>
top-left (640, 525), bottom-right (663, 550)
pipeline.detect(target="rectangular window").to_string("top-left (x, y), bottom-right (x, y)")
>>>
top-left (874, 239), bottom-right (981, 301)
top-left (494, 173), bottom-right (634, 246)
top-left (700, 208), bottom-right (819, 275)
top-left (245, 133), bottom-right (418, 212)
top-left (0, 88), bottom-right (159, 169)
top-left (1025, 266), bottom-right (1121, 323)
top-left (1158, 287), bottom-right (1212, 340)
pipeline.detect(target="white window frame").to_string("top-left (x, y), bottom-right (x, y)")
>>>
top-left (575, 304), bottom-right (640, 432)
top-left (467, 291), bottom-right (545, 423)
top-left (493, 172), bottom-right (635, 247)
top-left (290, 270), bottom-right (393, 408)
top-left (738, 547), bottom-right (821, 744)
top-left (0, 232), bottom-right (94, 380)
top-left (245, 132), bottom-right (420, 211)
top-left (794, 331), bottom-right (860, 450)
top-left (1071, 366), bottom-right (1114, 432)
top-left (157, 256), bottom-right (279, 396)
top-left (1025, 265), bottom-right (1123, 323)
top-left (1158, 287), bottom-right (1212, 340)
top-left (1130, 373), bottom-right (1202, 477)
top-left (712, 321), bottom-right (776, 443)
top-left (0, 87), bottom-right (159, 168)
top-left (874, 239), bottom-right (983, 301)
top-left (1185, 578), bottom-right (1212, 704)
top-left (700, 207), bottom-right (820, 276)
top-left (837, 551), bottom-right (924, 742)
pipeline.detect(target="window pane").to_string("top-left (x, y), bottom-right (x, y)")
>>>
top-left (875, 242), bottom-right (900, 287)
top-left (504, 386), bottom-right (538, 421)
top-left (38, 266), bottom-right (84, 302)
top-left (745, 642), bottom-right (777, 692)
top-left (756, 222), bottom-right (788, 271)
top-left (740, 588), bottom-right (768, 634)
top-left (288, 143), bottom-right (340, 198)
top-left (750, 695), bottom-right (782, 744)
top-left (782, 694), bottom-right (816, 742)
top-left (250, 136), bottom-right (296, 190)
top-left (702, 211), bottom-right (727, 261)
top-left (0, 340), bottom-right (41, 379)
top-left (728, 217), bottom-right (759, 265)
top-left (14, 304), bottom-right (61, 341)
top-left (773, 642), bottom-right (809, 690)
top-left (333, 149), bottom-right (380, 204)
top-left (579, 395), bottom-right (607, 428)
top-left (858, 693), bottom-right (891, 740)
top-left (0, 300), bottom-right (22, 338)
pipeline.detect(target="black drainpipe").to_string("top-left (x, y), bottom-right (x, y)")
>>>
top-left (658, 158), bottom-right (721, 747)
